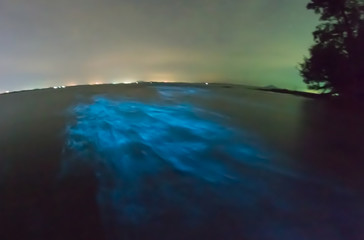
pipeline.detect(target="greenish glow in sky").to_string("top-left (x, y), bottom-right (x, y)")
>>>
top-left (0, 0), bottom-right (318, 92)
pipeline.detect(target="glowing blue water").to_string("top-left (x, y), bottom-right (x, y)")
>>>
top-left (60, 93), bottom-right (294, 239)
top-left (63, 96), bottom-right (267, 181)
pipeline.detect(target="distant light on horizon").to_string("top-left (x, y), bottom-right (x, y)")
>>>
top-left (89, 82), bottom-right (103, 85)
top-left (53, 86), bottom-right (66, 89)
top-left (111, 78), bottom-right (139, 85)
top-left (122, 81), bottom-right (134, 84)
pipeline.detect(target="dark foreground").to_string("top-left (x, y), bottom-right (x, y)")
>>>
top-left (1, 83), bottom-right (364, 240)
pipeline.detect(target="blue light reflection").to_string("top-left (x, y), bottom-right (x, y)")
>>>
top-left (61, 95), bottom-right (286, 239)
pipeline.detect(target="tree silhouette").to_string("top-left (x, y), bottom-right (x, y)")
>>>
top-left (300, 0), bottom-right (364, 96)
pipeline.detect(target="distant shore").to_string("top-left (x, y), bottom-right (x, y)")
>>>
top-left (1, 82), bottom-right (329, 99)
top-left (251, 87), bottom-right (330, 99)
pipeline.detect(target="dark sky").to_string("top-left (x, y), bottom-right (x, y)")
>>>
top-left (0, 0), bottom-right (318, 92)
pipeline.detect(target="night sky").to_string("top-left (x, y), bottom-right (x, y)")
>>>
top-left (0, 0), bottom-right (318, 92)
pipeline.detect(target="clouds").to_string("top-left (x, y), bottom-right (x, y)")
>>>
top-left (0, 0), bottom-right (317, 91)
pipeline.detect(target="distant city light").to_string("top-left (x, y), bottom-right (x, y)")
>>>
top-left (111, 78), bottom-right (139, 84)
top-left (123, 78), bottom-right (137, 84)
top-left (205, 83), bottom-right (209, 85)
top-left (89, 82), bottom-right (103, 85)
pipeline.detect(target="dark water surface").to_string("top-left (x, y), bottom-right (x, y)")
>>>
top-left (1, 84), bottom-right (364, 240)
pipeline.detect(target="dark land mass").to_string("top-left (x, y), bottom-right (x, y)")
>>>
top-left (252, 86), bottom-right (330, 99)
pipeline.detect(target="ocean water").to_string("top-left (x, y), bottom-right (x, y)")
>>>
top-left (1, 83), bottom-right (364, 240)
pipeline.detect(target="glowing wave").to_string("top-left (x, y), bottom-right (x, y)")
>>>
top-left (61, 94), bottom-right (275, 238)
